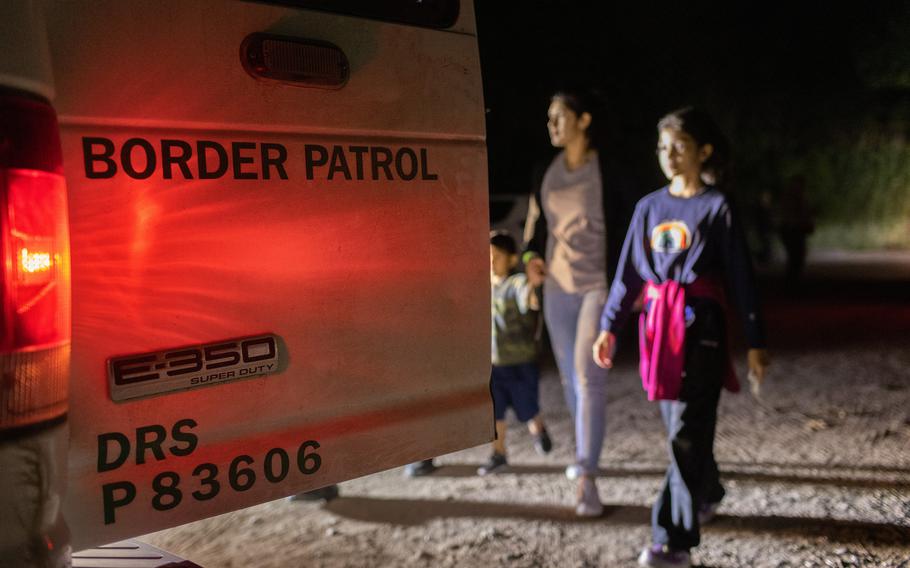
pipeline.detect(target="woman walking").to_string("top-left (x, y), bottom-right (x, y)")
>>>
top-left (523, 90), bottom-right (633, 517)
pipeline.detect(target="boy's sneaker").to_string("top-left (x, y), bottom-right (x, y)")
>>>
top-left (575, 477), bottom-right (603, 517)
top-left (477, 453), bottom-right (508, 476)
top-left (404, 459), bottom-right (437, 478)
top-left (697, 501), bottom-right (721, 525)
top-left (533, 428), bottom-right (553, 455)
top-left (637, 544), bottom-right (691, 568)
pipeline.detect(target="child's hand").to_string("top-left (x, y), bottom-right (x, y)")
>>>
top-left (746, 348), bottom-right (770, 396)
top-left (528, 288), bottom-right (541, 311)
top-left (592, 331), bottom-right (617, 369)
top-left (525, 257), bottom-right (547, 287)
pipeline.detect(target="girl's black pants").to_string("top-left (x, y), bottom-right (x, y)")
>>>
top-left (651, 298), bottom-right (728, 551)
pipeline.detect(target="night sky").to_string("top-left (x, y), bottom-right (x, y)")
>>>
top-left (474, 2), bottom-right (910, 248)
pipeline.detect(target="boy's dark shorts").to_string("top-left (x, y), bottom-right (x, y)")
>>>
top-left (491, 362), bottom-right (540, 422)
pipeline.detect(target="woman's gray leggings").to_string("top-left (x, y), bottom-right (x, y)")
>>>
top-left (543, 285), bottom-right (609, 476)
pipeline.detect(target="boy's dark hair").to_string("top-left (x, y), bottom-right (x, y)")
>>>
top-left (657, 106), bottom-right (731, 187)
top-left (490, 230), bottom-right (518, 255)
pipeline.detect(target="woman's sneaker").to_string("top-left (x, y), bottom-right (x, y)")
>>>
top-left (533, 428), bottom-right (553, 455)
top-left (477, 453), bottom-right (508, 476)
top-left (565, 463), bottom-right (583, 480)
top-left (637, 544), bottom-right (691, 568)
top-left (575, 476), bottom-right (603, 517)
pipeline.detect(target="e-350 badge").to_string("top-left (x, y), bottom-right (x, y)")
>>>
top-left (108, 334), bottom-right (280, 402)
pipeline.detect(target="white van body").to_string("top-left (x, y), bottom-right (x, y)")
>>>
top-left (1, 0), bottom-right (491, 551)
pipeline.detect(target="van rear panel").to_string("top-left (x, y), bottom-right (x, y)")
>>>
top-left (44, 1), bottom-right (490, 548)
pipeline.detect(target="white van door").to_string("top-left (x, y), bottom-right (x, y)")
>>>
top-left (44, 0), bottom-right (490, 549)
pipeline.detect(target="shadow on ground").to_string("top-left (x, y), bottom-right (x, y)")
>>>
top-left (325, 495), bottom-right (910, 546)
top-left (425, 464), bottom-right (910, 490)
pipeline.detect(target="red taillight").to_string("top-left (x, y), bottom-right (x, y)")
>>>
top-left (0, 92), bottom-right (71, 430)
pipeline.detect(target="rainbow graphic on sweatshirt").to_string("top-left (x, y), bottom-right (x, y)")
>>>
top-left (650, 220), bottom-right (692, 253)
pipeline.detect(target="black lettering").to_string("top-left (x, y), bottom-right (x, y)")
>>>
top-left (349, 146), bottom-right (368, 180)
top-left (165, 349), bottom-right (203, 376)
top-left (135, 424), bottom-right (167, 465)
top-left (161, 139), bottom-right (194, 180)
top-left (370, 146), bottom-right (393, 180)
top-left (264, 448), bottom-right (290, 483)
top-left (205, 342), bottom-right (240, 369)
top-left (395, 147), bottom-right (418, 181)
top-left (111, 355), bottom-right (157, 385)
top-left (232, 142), bottom-right (258, 180)
top-left (97, 432), bottom-right (130, 473)
top-left (305, 144), bottom-right (329, 180)
top-left (241, 337), bottom-right (276, 363)
top-left (296, 440), bottom-right (322, 475)
top-left (169, 418), bottom-right (198, 457)
top-left (419, 148), bottom-right (438, 180)
top-left (151, 471), bottom-right (182, 511)
top-left (83, 137), bottom-right (117, 179)
top-left (327, 145), bottom-right (352, 180)
top-left (120, 138), bottom-right (156, 180)
top-left (197, 140), bottom-right (229, 179)
top-left (102, 481), bottom-right (136, 525)
top-left (192, 463), bottom-right (220, 501)
top-left (228, 455), bottom-right (256, 491)
top-left (261, 143), bottom-right (289, 180)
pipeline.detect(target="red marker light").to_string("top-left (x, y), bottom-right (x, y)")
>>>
top-left (0, 93), bottom-right (71, 430)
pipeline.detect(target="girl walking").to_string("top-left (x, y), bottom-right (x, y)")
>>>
top-left (593, 107), bottom-right (769, 567)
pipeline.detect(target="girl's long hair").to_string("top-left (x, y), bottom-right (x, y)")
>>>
top-left (657, 107), bottom-right (731, 188)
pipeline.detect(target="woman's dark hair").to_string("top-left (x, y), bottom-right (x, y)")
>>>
top-left (657, 106), bottom-right (731, 187)
top-left (551, 89), bottom-right (605, 147)
top-left (490, 230), bottom-right (518, 255)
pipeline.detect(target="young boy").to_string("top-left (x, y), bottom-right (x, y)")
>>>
top-left (479, 231), bottom-right (553, 475)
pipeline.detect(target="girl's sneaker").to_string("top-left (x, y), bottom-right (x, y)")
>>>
top-left (697, 501), bottom-right (721, 524)
top-left (565, 463), bottom-right (583, 480)
top-left (637, 544), bottom-right (691, 568)
top-left (575, 476), bottom-right (603, 517)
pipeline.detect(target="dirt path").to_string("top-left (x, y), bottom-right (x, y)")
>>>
top-left (143, 253), bottom-right (910, 567)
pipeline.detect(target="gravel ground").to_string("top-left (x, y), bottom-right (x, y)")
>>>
top-left (143, 253), bottom-right (910, 567)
